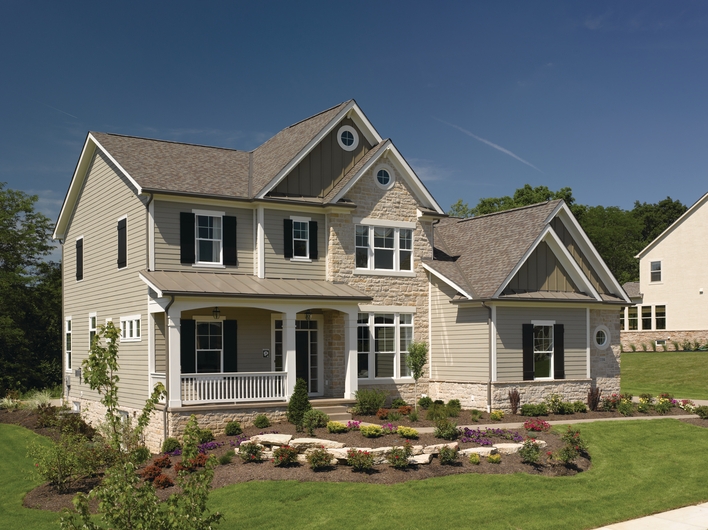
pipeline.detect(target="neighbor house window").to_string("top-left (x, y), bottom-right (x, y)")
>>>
top-left (355, 225), bottom-right (413, 272)
top-left (120, 315), bottom-right (141, 342)
top-left (655, 305), bottom-right (666, 330)
top-left (642, 306), bottom-right (652, 330)
top-left (620, 309), bottom-right (625, 331)
top-left (65, 318), bottom-right (72, 371)
top-left (650, 261), bottom-right (662, 282)
top-left (628, 307), bottom-right (638, 330)
top-left (89, 313), bottom-right (97, 347)
top-left (357, 312), bottom-right (413, 379)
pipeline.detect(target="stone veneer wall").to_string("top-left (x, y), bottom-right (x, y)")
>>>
top-left (428, 381), bottom-right (489, 410)
top-left (590, 308), bottom-right (621, 396)
top-left (167, 406), bottom-right (288, 442)
top-left (491, 380), bottom-right (591, 413)
top-left (327, 162), bottom-right (433, 396)
top-left (358, 381), bottom-right (427, 407)
top-left (323, 310), bottom-right (345, 398)
top-left (620, 330), bottom-right (708, 351)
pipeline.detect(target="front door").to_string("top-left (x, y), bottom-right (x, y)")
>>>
top-left (273, 317), bottom-right (322, 396)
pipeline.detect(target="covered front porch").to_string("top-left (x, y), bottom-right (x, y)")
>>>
top-left (141, 270), bottom-right (370, 408)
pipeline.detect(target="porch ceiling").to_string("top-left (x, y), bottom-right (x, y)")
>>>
top-left (140, 270), bottom-right (372, 301)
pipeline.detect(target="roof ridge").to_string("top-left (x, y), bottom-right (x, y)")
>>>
top-left (284, 100), bottom-right (351, 129)
top-left (455, 199), bottom-right (561, 223)
top-left (91, 131), bottom-right (248, 154)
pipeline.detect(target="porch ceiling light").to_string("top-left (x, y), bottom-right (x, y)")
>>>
top-left (212, 307), bottom-right (220, 319)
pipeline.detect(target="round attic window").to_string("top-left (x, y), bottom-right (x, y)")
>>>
top-left (594, 325), bottom-right (610, 350)
top-left (337, 125), bottom-right (359, 151)
top-left (374, 163), bottom-right (395, 190)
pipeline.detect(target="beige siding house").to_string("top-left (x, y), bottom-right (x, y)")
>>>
top-left (620, 191), bottom-right (708, 350)
top-left (54, 100), bottom-right (628, 451)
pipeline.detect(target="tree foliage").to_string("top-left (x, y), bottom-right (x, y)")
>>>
top-left (407, 341), bottom-right (428, 411)
top-left (449, 185), bottom-right (687, 283)
top-left (0, 183), bottom-right (61, 394)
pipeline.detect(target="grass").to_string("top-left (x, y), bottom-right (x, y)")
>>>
top-left (4, 419), bottom-right (708, 529)
top-left (621, 351), bottom-right (708, 399)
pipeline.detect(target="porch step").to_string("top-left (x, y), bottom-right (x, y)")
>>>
top-left (312, 405), bottom-right (352, 423)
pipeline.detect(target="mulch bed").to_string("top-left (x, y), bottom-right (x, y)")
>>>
top-left (5, 406), bottom-right (704, 514)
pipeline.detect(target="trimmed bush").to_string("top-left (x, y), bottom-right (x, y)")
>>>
top-left (391, 398), bottom-right (407, 408)
top-left (272, 446), bottom-right (299, 467)
top-left (287, 378), bottom-right (312, 430)
top-left (488, 453), bottom-right (502, 464)
top-left (302, 409), bottom-right (329, 436)
top-left (347, 449), bottom-right (374, 472)
top-left (695, 406), bottom-right (708, 419)
top-left (438, 446), bottom-right (459, 465)
top-left (162, 437), bottom-right (181, 454)
top-left (327, 421), bottom-right (348, 434)
top-left (572, 401), bottom-right (587, 413)
top-left (360, 425), bottom-right (384, 438)
top-left (354, 388), bottom-right (387, 415)
top-left (418, 396), bottom-right (433, 409)
top-left (433, 419), bottom-right (459, 440)
top-left (253, 414), bottom-right (271, 428)
top-left (239, 442), bottom-right (263, 463)
top-left (225, 420), bottom-right (242, 436)
top-left (490, 410), bottom-right (504, 421)
top-left (469, 452), bottom-right (481, 465)
top-left (396, 426), bottom-right (419, 439)
top-left (520, 403), bottom-right (548, 416)
top-left (197, 428), bottom-right (215, 444)
top-left (307, 447), bottom-right (334, 470)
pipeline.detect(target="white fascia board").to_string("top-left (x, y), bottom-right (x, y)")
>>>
top-left (90, 134), bottom-right (143, 195)
top-left (53, 135), bottom-right (96, 240)
top-left (553, 203), bottom-right (631, 302)
top-left (256, 101), bottom-right (383, 199)
top-left (636, 191), bottom-right (708, 259)
top-left (492, 225), bottom-right (601, 301)
top-left (139, 273), bottom-right (164, 298)
top-left (421, 262), bottom-right (474, 300)
top-left (346, 102), bottom-right (383, 146)
top-left (331, 143), bottom-right (445, 214)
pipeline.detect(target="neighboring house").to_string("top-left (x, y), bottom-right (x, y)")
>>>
top-left (54, 100), bottom-right (628, 450)
top-left (620, 191), bottom-right (708, 351)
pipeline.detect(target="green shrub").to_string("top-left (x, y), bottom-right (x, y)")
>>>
top-left (637, 402), bottom-right (651, 413)
top-left (630, 344), bottom-right (637, 352)
top-left (438, 446), bottom-right (459, 465)
top-left (396, 426), bottom-right (419, 439)
top-left (469, 452), bottom-right (481, 465)
top-left (27, 432), bottom-right (89, 492)
top-left (572, 401), bottom-right (587, 413)
top-left (347, 449), bottom-right (374, 471)
top-left (387, 411), bottom-right (402, 421)
top-left (552, 445), bottom-right (579, 465)
top-left (433, 419), bottom-right (459, 440)
top-left (218, 450), bottom-right (234, 465)
top-left (57, 412), bottom-right (96, 438)
top-left (327, 421), bottom-right (348, 434)
top-left (307, 447), bottom-right (334, 470)
top-left (639, 393), bottom-right (654, 404)
top-left (694, 406), bottom-right (708, 419)
top-left (225, 421), bottom-right (242, 436)
top-left (391, 398), bottom-right (407, 408)
top-left (655, 398), bottom-right (672, 414)
top-left (408, 409), bottom-right (419, 422)
top-left (490, 410), bottom-right (504, 421)
top-left (447, 399), bottom-right (462, 413)
top-left (556, 402), bottom-right (575, 415)
top-left (469, 409), bottom-right (483, 422)
top-left (197, 428), bottom-right (215, 444)
top-left (387, 443), bottom-right (413, 469)
top-left (131, 446), bottom-right (151, 466)
top-left (618, 400), bottom-right (634, 416)
top-left (354, 388), bottom-right (387, 415)
top-left (561, 426), bottom-right (588, 453)
top-left (238, 442), bottom-right (263, 462)
top-left (426, 402), bottom-right (448, 421)
top-left (417, 396), bottom-right (433, 409)
top-left (253, 414), bottom-right (271, 428)
top-left (519, 439), bottom-right (541, 464)
top-left (360, 425), bottom-right (384, 438)
top-left (302, 409), bottom-right (329, 436)
top-left (161, 437), bottom-right (181, 454)
top-left (520, 403), bottom-right (548, 416)
top-left (272, 446), bottom-right (299, 467)
top-left (488, 453), bottom-right (501, 464)
top-left (545, 393), bottom-right (564, 414)
top-left (287, 378), bottom-right (312, 430)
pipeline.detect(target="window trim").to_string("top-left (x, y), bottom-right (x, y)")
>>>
top-left (194, 319), bottom-right (224, 374)
top-left (655, 305), bottom-right (666, 330)
top-left (65, 317), bottom-right (72, 372)
top-left (650, 260), bottom-right (662, 283)
top-left (641, 306), bottom-right (652, 330)
top-left (531, 320), bottom-right (555, 380)
top-left (120, 315), bottom-right (142, 342)
top-left (193, 209), bottom-right (225, 267)
top-left (290, 216), bottom-right (311, 262)
top-left (374, 163), bottom-right (395, 190)
top-left (357, 312), bottom-right (414, 381)
top-left (354, 224), bottom-right (414, 273)
top-left (88, 312), bottom-right (97, 348)
top-left (337, 125), bottom-right (359, 151)
top-left (627, 306), bottom-right (638, 330)
top-left (594, 325), bottom-right (610, 350)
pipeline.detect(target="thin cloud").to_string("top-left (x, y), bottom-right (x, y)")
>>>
top-left (42, 103), bottom-right (78, 119)
top-left (408, 158), bottom-right (453, 182)
top-left (434, 118), bottom-right (543, 173)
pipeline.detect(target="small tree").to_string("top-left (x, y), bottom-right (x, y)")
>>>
top-left (287, 378), bottom-right (311, 431)
top-left (407, 341), bottom-right (428, 411)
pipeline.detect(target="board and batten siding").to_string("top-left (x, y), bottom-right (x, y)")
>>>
top-left (504, 241), bottom-right (580, 294)
top-left (181, 307), bottom-right (273, 372)
top-left (551, 218), bottom-right (610, 295)
top-left (153, 199), bottom-right (254, 272)
top-left (263, 209), bottom-right (326, 279)
top-left (495, 306), bottom-right (587, 382)
top-left (63, 150), bottom-right (150, 410)
top-left (430, 278), bottom-right (489, 381)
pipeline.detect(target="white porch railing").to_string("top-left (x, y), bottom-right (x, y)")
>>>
top-left (181, 372), bottom-right (287, 405)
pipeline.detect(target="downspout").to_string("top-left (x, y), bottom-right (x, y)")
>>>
top-left (162, 294), bottom-right (175, 442)
top-left (482, 301), bottom-right (493, 413)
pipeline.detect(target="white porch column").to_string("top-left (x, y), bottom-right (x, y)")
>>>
top-left (283, 309), bottom-right (298, 400)
top-left (167, 303), bottom-right (182, 408)
top-left (344, 309), bottom-right (359, 400)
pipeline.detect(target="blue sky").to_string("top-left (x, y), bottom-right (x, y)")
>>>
top-left (2, 0), bottom-right (707, 233)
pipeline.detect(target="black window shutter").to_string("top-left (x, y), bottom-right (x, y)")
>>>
top-left (223, 320), bottom-right (238, 372)
top-left (180, 212), bottom-right (195, 264)
top-left (554, 324), bottom-right (565, 380)
top-left (309, 220), bottom-right (318, 259)
top-left (223, 216), bottom-right (237, 266)
top-left (180, 319), bottom-right (196, 374)
top-left (283, 218), bottom-right (293, 258)
top-left (117, 218), bottom-right (127, 268)
top-left (522, 323), bottom-right (534, 380)
top-left (76, 239), bottom-right (83, 281)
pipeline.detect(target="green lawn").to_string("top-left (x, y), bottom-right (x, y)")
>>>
top-left (621, 351), bottom-right (708, 399)
top-left (4, 420), bottom-right (708, 530)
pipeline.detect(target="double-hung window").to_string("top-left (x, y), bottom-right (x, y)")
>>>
top-left (284, 216), bottom-right (318, 261)
top-left (180, 211), bottom-right (237, 267)
top-left (655, 305), bottom-right (666, 330)
top-left (293, 219), bottom-right (309, 258)
top-left (522, 321), bottom-right (564, 381)
top-left (355, 222), bottom-right (414, 273)
top-left (627, 307), bottom-right (638, 330)
top-left (89, 313), bottom-right (97, 347)
top-left (197, 215), bottom-right (222, 264)
top-left (357, 312), bottom-right (414, 379)
top-left (120, 315), bottom-right (141, 342)
top-left (650, 261), bottom-right (662, 282)
top-left (65, 318), bottom-right (72, 371)
top-left (196, 321), bottom-right (222, 373)
top-left (641, 306), bottom-right (652, 330)
top-left (533, 325), bottom-right (554, 379)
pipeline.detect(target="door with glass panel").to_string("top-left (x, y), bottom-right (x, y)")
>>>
top-left (273, 317), bottom-right (323, 396)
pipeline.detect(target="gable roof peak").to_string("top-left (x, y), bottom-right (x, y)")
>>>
top-left (453, 199), bottom-right (562, 224)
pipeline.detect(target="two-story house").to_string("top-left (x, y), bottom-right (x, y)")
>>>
top-left (620, 191), bottom-right (708, 350)
top-left (54, 100), bottom-right (629, 450)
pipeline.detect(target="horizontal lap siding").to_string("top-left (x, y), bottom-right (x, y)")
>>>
top-left (430, 278), bottom-right (489, 381)
top-left (154, 314), bottom-right (166, 373)
top-left (495, 306), bottom-right (587, 382)
top-left (153, 200), bottom-right (253, 271)
top-left (63, 151), bottom-right (149, 409)
top-left (264, 209), bottom-right (325, 279)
